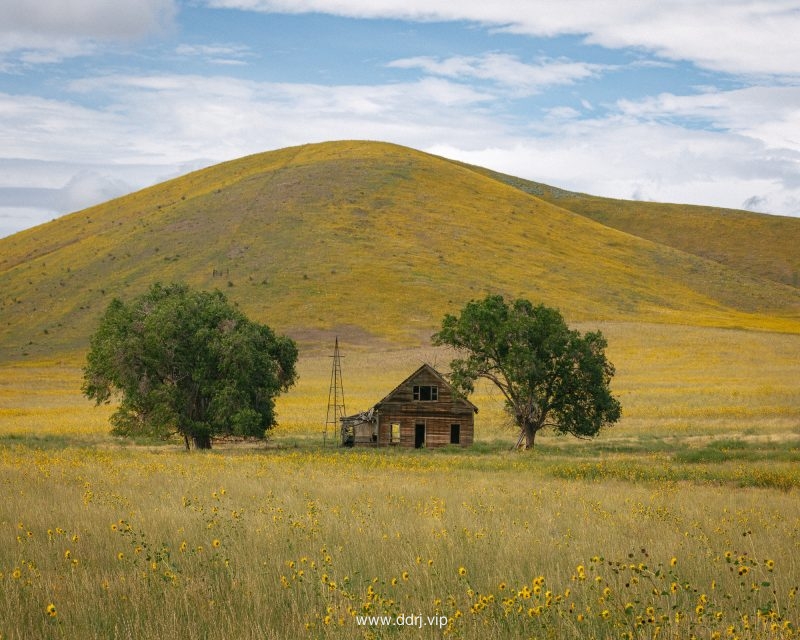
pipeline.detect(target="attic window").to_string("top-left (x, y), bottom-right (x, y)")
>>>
top-left (413, 385), bottom-right (438, 401)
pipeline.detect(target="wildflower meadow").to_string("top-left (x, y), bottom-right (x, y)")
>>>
top-left (1, 324), bottom-right (799, 639)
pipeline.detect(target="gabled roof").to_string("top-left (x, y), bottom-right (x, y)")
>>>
top-left (374, 363), bottom-right (478, 413)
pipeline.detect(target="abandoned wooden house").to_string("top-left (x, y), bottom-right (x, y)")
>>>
top-left (340, 364), bottom-right (477, 448)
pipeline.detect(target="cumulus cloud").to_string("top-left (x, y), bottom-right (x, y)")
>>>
top-left (0, 0), bottom-right (176, 40)
top-left (0, 166), bottom-right (139, 236)
top-left (204, 0), bottom-right (800, 77)
top-left (0, 173), bottom-right (134, 234)
top-left (0, 0), bottom-right (177, 65)
top-left (59, 171), bottom-right (133, 212)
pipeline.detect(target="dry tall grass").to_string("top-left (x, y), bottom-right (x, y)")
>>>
top-left (1, 323), bottom-right (799, 638)
top-left (1, 445), bottom-right (798, 639)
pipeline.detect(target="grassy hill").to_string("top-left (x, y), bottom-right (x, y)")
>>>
top-left (2, 140), bottom-right (800, 362)
top-left (467, 165), bottom-right (800, 290)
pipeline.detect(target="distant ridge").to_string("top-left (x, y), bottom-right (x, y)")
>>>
top-left (1, 140), bottom-right (799, 361)
top-left (465, 163), bottom-right (800, 290)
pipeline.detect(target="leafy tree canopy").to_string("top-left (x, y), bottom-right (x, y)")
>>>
top-left (433, 295), bottom-right (621, 449)
top-left (82, 282), bottom-right (298, 449)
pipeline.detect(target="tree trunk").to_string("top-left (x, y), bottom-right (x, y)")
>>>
top-left (523, 422), bottom-right (537, 450)
top-left (192, 432), bottom-right (212, 449)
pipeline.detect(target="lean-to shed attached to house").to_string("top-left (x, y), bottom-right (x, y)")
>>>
top-left (340, 364), bottom-right (477, 448)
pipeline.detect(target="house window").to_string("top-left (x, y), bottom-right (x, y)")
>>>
top-left (413, 385), bottom-right (438, 401)
top-left (390, 423), bottom-right (401, 445)
top-left (450, 424), bottom-right (461, 445)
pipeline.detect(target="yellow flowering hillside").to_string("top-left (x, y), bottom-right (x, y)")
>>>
top-left (1, 140), bottom-right (799, 362)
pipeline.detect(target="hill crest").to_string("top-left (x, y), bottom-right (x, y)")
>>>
top-left (1, 140), bottom-right (799, 361)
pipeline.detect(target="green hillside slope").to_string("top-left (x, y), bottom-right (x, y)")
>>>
top-left (1, 140), bottom-right (799, 361)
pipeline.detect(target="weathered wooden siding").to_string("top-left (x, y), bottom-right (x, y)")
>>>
top-left (376, 416), bottom-right (474, 447)
top-left (349, 364), bottom-right (476, 449)
top-left (353, 421), bottom-right (377, 446)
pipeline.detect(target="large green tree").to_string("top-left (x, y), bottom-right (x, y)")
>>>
top-left (433, 295), bottom-right (621, 449)
top-left (82, 283), bottom-right (298, 449)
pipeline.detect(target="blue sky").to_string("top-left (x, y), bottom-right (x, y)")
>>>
top-left (1, 1), bottom-right (799, 237)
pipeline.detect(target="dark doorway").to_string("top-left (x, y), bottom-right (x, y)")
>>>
top-left (414, 423), bottom-right (425, 449)
top-left (450, 424), bottom-right (461, 445)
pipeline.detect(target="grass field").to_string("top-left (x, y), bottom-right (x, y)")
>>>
top-left (1, 323), bottom-right (799, 638)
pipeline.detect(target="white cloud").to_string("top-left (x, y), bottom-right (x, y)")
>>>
top-left (427, 117), bottom-right (800, 215)
top-left (0, 33), bottom-right (97, 68)
top-left (60, 171), bottom-right (134, 212)
top-left (617, 86), bottom-right (800, 154)
top-left (545, 106), bottom-right (582, 119)
top-left (205, 0), bottom-right (800, 77)
top-left (63, 73), bottom-right (497, 160)
top-left (0, 73), bottom-right (506, 236)
top-left (175, 43), bottom-right (254, 65)
top-left (0, 0), bottom-right (176, 40)
top-left (0, 0), bottom-right (177, 65)
top-left (0, 206), bottom-right (57, 237)
top-left (0, 92), bottom-right (134, 163)
top-left (388, 53), bottom-right (606, 95)
top-left (0, 160), bottom-right (161, 236)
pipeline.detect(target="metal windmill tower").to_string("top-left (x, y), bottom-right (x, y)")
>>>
top-left (324, 336), bottom-right (346, 446)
